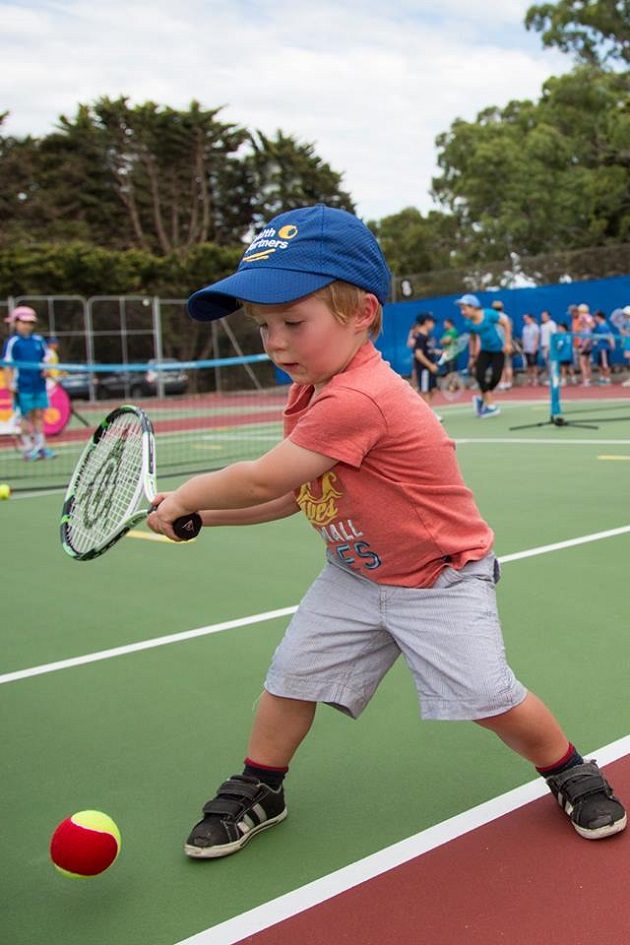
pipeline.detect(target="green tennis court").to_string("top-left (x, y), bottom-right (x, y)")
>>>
top-left (3, 395), bottom-right (630, 945)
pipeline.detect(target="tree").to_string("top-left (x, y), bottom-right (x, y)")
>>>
top-left (247, 130), bottom-right (354, 228)
top-left (66, 98), bottom-right (253, 254)
top-left (0, 101), bottom-right (357, 257)
top-left (525, 0), bottom-right (630, 65)
top-left (431, 67), bottom-right (630, 263)
top-left (368, 207), bottom-right (458, 277)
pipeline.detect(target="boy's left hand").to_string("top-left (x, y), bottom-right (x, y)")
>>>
top-left (148, 492), bottom-right (192, 541)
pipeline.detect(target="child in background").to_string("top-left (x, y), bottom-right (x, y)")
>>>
top-left (591, 311), bottom-right (614, 385)
top-left (3, 308), bottom-right (56, 460)
top-left (555, 322), bottom-right (574, 385)
top-left (149, 204), bottom-right (626, 859)
top-left (412, 312), bottom-right (442, 421)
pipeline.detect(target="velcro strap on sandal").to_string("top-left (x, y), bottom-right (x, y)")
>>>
top-left (202, 797), bottom-right (247, 818)
top-left (552, 764), bottom-right (611, 803)
top-left (202, 777), bottom-right (261, 817)
top-left (560, 772), bottom-right (611, 803)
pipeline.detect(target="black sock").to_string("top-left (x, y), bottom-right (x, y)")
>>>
top-left (536, 743), bottom-right (584, 778)
top-left (242, 758), bottom-right (288, 790)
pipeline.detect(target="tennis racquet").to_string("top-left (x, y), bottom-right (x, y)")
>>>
top-left (60, 405), bottom-right (201, 561)
top-left (436, 332), bottom-right (470, 400)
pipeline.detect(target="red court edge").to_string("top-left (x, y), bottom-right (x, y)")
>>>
top-left (233, 756), bottom-right (630, 945)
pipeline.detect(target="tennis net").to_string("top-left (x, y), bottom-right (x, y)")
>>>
top-left (0, 355), bottom-right (287, 491)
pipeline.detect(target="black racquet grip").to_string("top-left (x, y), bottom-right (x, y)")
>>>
top-left (172, 512), bottom-right (202, 541)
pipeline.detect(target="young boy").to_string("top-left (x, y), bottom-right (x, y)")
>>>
top-left (3, 307), bottom-right (56, 460)
top-left (412, 313), bottom-right (442, 420)
top-left (149, 204), bottom-right (626, 858)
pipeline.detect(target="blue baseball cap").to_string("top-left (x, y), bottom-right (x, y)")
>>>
top-left (187, 204), bottom-right (391, 322)
top-left (454, 294), bottom-right (481, 308)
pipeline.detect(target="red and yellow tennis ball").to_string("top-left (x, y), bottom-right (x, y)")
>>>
top-left (50, 810), bottom-right (121, 878)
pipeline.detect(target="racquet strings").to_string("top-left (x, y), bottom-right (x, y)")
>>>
top-left (66, 411), bottom-right (145, 555)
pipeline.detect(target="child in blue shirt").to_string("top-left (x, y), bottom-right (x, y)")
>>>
top-left (454, 294), bottom-right (511, 418)
top-left (3, 308), bottom-right (56, 460)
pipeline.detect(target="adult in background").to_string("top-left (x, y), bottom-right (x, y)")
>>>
top-left (539, 310), bottom-right (557, 382)
top-left (455, 293), bottom-right (512, 418)
top-left (521, 313), bottom-right (541, 386)
top-left (575, 303), bottom-right (595, 387)
top-left (611, 304), bottom-right (630, 387)
top-left (406, 315), bottom-right (424, 390)
top-left (492, 300), bottom-right (514, 391)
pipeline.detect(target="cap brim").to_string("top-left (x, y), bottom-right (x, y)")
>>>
top-left (187, 269), bottom-right (336, 322)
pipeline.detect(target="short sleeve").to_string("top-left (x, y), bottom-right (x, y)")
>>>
top-left (288, 386), bottom-right (386, 468)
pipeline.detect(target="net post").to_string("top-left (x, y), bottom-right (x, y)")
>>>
top-left (549, 332), bottom-right (563, 422)
top-left (152, 296), bottom-right (165, 399)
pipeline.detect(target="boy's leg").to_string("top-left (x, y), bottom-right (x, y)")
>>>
top-left (476, 693), bottom-right (626, 839)
top-left (185, 693), bottom-right (315, 859)
top-left (246, 691), bottom-right (317, 766)
top-left (475, 692), bottom-right (568, 765)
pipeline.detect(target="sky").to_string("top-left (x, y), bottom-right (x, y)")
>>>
top-left (1, 0), bottom-right (572, 221)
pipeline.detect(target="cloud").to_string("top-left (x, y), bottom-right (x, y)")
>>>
top-left (0, 0), bottom-right (571, 219)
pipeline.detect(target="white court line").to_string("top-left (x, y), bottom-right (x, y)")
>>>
top-left (0, 607), bottom-right (298, 685)
top-left (175, 733), bottom-right (630, 945)
top-left (2, 524), bottom-right (630, 687)
top-left (457, 437), bottom-right (630, 445)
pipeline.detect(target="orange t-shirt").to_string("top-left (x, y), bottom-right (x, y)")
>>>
top-left (284, 342), bottom-right (494, 588)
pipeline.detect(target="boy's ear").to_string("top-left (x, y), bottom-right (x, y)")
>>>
top-left (353, 293), bottom-right (379, 332)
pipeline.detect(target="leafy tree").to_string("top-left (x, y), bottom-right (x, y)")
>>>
top-left (525, 0), bottom-right (630, 65)
top-left (431, 67), bottom-right (630, 263)
top-left (68, 98), bottom-right (252, 254)
top-left (368, 207), bottom-right (458, 276)
top-left (247, 130), bottom-right (354, 227)
top-left (0, 101), bottom-right (357, 257)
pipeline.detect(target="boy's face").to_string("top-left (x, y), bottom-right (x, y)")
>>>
top-left (251, 294), bottom-right (372, 390)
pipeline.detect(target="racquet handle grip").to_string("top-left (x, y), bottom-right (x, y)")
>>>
top-left (172, 512), bottom-right (202, 541)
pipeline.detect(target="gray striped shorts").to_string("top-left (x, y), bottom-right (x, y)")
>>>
top-left (265, 554), bottom-right (527, 721)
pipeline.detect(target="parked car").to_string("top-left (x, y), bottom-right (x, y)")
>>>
top-left (58, 371), bottom-right (94, 400)
top-left (59, 359), bottom-right (189, 400)
top-left (97, 359), bottom-right (189, 399)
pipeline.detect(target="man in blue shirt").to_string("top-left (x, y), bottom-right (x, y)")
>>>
top-left (4, 308), bottom-right (56, 460)
top-left (455, 294), bottom-right (512, 418)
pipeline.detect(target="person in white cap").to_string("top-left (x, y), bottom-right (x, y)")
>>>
top-left (3, 307), bottom-right (56, 460)
top-left (453, 294), bottom-right (512, 418)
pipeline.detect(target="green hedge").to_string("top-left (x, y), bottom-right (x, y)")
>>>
top-left (0, 240), bottom-right (243, 299)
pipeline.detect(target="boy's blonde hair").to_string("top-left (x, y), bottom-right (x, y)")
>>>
top-left (242, 280), bottom-right (382, 337)
top-left (314, 281), bottom-right (382, 337)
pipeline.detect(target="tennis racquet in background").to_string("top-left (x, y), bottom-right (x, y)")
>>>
top-left (60, 405), bottom-right (201, 561)
top-left (436, 332), bottom-right (470, 400)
